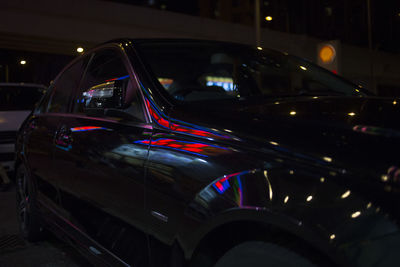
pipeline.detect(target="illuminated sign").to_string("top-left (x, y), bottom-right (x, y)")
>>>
top-left (319, 44), bottom-right (336, 63)
top-left (205, 76), bottom-right (235, 92)
top-left (317, 41), bottom-right (340, 74)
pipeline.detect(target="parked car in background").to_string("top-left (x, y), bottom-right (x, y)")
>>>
top-left (0, 83), bottom-right (45, 173)
top-left (15, 39), bottom-right (400, 267)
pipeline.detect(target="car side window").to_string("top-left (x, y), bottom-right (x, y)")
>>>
top-left (47, 59), bottom-right (86, 113)
top-left (73, 48), bottom-right (145, 122)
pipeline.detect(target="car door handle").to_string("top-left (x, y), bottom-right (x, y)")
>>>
top-left (55, 125), bottom-right (72, 148)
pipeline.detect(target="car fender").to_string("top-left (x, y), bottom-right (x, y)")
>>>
top-left (181, 164), bottom-right (400, 266)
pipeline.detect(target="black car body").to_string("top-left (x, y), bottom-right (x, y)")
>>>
top-left (15, 39), bottom-right (400, 267)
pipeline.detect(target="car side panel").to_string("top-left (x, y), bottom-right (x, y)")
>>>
top-left (143, 128), bottom-right (261, 265)
top-left (52, 114), bottom-right (151, 267)
top-left (143, 124), bottom-right (399, 267)
top-left (23, 114), bottom-right (61, 206)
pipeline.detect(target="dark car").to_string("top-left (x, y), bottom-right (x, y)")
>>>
top-left (15, 39), bottom-right (400, 267)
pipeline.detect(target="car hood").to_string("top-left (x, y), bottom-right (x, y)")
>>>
top-left (0, 110), bottom-right (31, 132)
top-left (171, 96), bottom-right (400, 177)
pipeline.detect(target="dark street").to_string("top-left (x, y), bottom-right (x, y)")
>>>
top-left (0, 185), bottom-right (88, 267)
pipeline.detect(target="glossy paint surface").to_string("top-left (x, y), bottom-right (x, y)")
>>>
top-left (15, 39), bottom-right (400, 267)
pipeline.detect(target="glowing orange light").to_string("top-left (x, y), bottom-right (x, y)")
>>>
top-left (319, 45), bottom-right (336, 63)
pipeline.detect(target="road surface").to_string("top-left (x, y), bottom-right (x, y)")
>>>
top-left (0, 185), bottom-right (90, 267)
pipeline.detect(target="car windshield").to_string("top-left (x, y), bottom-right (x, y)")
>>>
top-left (0, 85), bottom-right (44, 111)
top-left (137, 41), bottom-right (366, 103)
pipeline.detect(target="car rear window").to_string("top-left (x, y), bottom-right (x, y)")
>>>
top-left (0, 85), bottom-right (44, 111)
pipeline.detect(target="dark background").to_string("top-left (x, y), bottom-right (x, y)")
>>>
top-left (0, 0), bottom-right (399, 95)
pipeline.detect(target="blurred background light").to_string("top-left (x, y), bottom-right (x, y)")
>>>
top-left (319, 45), bottom-right (336, 63)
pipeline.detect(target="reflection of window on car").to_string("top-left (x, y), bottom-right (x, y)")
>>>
top-left (73, 49), bottom-right (145, 123)
top-left (157, 78), bottom-right (174, 89)
top-left (81, 80), bottom-right (124, 109)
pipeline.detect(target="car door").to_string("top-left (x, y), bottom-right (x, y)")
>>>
top-left (53, 46), bottom-right (151, 266)
top-left (25, 59), bottom-right (86, 208)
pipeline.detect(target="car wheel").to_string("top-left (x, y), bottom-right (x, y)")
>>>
top-left (16, 164), bottom-right (44, 242)
top-left (214, 241), bottom-right (317, 267)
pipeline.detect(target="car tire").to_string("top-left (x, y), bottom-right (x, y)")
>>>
top-left (214, 241), bottom-right (317, 267)
top-left (16, 164), bottom-right (44, 242)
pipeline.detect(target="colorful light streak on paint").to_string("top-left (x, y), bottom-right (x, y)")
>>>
top-left (212, 173), bottom-right (245, 207)
top-left (135, 138), bottom-right (230, 157)
top-left (145, 99), bottom-right (170, 128)
top-left (138, 80), bottom-right (231, 139)
top-left (212, 170), bottom-right (250, 197)
top-left (214, 176), bottom-right (230, 193)
top-left (70, 126), bottom-right (106, 132)
top-left (55, 144), bottom-right (72, 151)
top-left (144, 99), bottom-right (230, 139)
top-left (105, 75), bottom-right (129, 82)
top-left (235, 175), bottom-right (243, 206)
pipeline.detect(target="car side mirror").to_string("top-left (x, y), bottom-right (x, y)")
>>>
top-left (83, 79), bottom-right (127, 111)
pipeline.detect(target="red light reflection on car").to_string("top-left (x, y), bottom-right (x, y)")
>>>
top-left (213, 171), bottom-right (243, 194)
top-left (213, 171), bottom-right (249, 206)
top-left (135, 138), bottom-right (230, 157)
top-left (145, 99), bottom-right (230, 139)
top-left (71, 126), bottom-right (105, 132)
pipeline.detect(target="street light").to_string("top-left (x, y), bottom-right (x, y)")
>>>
top-left (76, 47), bottom-right (84, 53)
top-left (20, 60), bottom-right (26, 65)
top-left (265, 16), bottom-right (273, 21)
